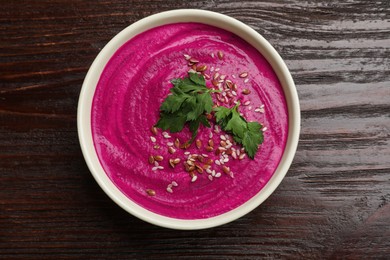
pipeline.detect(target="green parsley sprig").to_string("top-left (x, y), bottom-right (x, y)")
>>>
top-left (155, 72), bottom-right (216, 142)
top-left (156, 73), bottom-right (264, 159)
top-left (214, 102), bottom-right (264, 159)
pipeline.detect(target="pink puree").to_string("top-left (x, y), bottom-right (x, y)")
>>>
top-left (92, 23), bottom-right (288, 219)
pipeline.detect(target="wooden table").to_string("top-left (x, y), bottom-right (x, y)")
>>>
top-left (1, 1), bottom-right (389, 258)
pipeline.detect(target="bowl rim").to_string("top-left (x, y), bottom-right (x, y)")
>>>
top-left (77, 9), bottom-right (300, 230)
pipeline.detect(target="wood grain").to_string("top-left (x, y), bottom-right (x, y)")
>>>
top-left (1, 0), bottom-right (389, 259)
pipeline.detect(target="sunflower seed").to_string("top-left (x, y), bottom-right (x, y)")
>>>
top-left (222, 166), bottom-right (230, 174)
top-left (148, 156), bottom-right (155, 164)
top-left (146, 189), bottom-right (156, 196)
top-left (196, 65), bottom-right (208, 72)
top-left (151, 126), bottom-right (158, 135)
top-left (239, 153), bottom-right (246, 160)
top-left (154, 155), bottom-right (163, 161)
top-left (242, 89), bottom-right (251, 95)
top-left (169, 159), bottom-right (175, 168)
top-left (174, 138), bottom-right (180, 148)
top-left (173, 158), bottom-right (180, 164)
top-left (217, 51), bottom-right (224, 60)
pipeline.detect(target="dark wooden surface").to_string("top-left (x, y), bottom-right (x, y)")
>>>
top-left (1, 0), bottom-right (389, 259)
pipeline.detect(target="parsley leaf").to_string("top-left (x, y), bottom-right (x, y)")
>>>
top-left (189, 72), bottom-right (206, 86)
top-left (155, 112), bottom-right (187, 133)
top-left (214, 102), bottom-right (264, 159)
top-left (156, 72), bottom-right (214, 142)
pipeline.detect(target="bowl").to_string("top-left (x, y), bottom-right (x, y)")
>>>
top-left (77, 9), bottom-right (300, 230)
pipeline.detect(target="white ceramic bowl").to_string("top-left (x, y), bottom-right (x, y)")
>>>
top-left (77, 9), bottom-right (300, 230)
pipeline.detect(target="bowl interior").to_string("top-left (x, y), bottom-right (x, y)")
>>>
top-left (77, 9), bottom-right (300, 230)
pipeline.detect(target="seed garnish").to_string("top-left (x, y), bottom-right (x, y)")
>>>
top-left (217, 51), bottom-right (224, 60)
top-left (162, 132), bottom-right (171, 138)
top-left (239, 153), bottom-right (246, 160)
top-left (174, 138), bottom-right (180, 148)
top-left (148, 156), bottom-right (155, 165)
top-left (239, 72), bottom-right (248, 78)
top-left (242, 89), bottom-right (251, 95)
top-left (196, 65), bottom-right (207, 72)
top-left (151, 126), bottom-right (158, 135)
top-left (146, 189), bottom-right (156, 196)
top-left (222, 166), bottom-right (230, 174)
top-left (189, 58), bottom-right (199, 63)
top-left (154, 155), bottom-right (163, 162)
top-left (151, 58), bottom-right (265, 185)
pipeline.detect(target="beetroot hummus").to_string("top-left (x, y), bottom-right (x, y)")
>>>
top-left (91, 23), bottom-right (288, 219)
